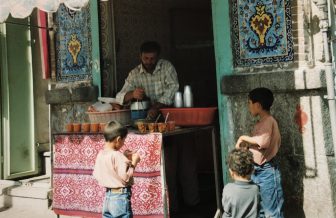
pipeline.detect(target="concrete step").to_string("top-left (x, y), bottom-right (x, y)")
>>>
top-left (0, 176), bottom-right (80, 217)
top-left (0, 176), bottom-right (51, 210)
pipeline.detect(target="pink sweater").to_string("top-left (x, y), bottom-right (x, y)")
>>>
top-left (93, 148), bottom-right (134, 188)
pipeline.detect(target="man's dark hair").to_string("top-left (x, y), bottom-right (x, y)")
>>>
top-left (104, 120), bottom-right (128, 142)
top-left (248, 87), bottom-right (274, 111)
top-left (140, 41), bottom-right (161, 55)
top-left (227, 148), bottom-right (254, 177)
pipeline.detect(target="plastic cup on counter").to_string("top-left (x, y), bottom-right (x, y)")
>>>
top-left (174, 91), bottom-right (183, 108)
top-left (66, 123), bottom-right (73, 132)
top-left (90, 123), bottom-right (99, 133)
top-left (73, 123), bottom-right (81, 132)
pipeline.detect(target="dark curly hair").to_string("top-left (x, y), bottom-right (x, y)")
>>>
top-left (227, 148), bottom-right (254, 177)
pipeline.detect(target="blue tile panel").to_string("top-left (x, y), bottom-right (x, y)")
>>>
top-left (55, 4), bottom-right (92, 82)
top-left (232, 0), bottom-right (293, 66)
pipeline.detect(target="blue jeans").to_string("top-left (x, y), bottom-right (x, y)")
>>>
top-left (102, 188), bottom-right (133, 218)
top-left (252, 161), bottom-right (284, 218)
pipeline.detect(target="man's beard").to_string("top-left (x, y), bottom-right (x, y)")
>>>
top-left (142, 62), bottom-right (156, 72)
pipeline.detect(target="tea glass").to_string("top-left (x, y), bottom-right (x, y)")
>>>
top-left (81, 123), bottom-right (90, 132)
top-left (167, 121), bottom-right (176, 131)
top-left (137, 122), bottom-right (147, 133)
top-left (99, 123), bottom-right (106, 132)
top-left (66, 123), bottom-right (73, 132)
top-left (73, 123), bottom-right (81, 132)
top-left (90, 123), bottom-right (99, 133)
top-left (148, 123), bottom-right (157, 133)
top-left (157, 122), bottom-right (167, 133)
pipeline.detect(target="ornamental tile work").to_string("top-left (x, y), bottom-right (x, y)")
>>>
top-left (232, 0), bottom-right (293, 66)
top-left (55, 4), bottom-right (92, 82)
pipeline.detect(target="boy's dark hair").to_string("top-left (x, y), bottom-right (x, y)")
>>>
top-left (227, 148), bottom-right (254, 177)
top-left (248, 87), bottom-right (274, 111)
top-left (140, 41), bottom-right (161, 55)
top-left (104, 120), bottom-right (128, 142)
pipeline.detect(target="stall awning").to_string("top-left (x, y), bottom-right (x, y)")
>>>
top-left (0, 0), bottom-right (89, 23)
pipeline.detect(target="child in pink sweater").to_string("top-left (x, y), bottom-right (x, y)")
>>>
top-left (93, 120), bottom-right (140, 218)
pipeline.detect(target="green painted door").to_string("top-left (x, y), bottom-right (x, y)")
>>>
top-left (90, 0), bottom-right (101, 96)
top-left (0, 17), bottom-right (37, 179)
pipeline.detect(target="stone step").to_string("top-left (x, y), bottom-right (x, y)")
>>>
top-left (0, 176), bottom-right (51, 210)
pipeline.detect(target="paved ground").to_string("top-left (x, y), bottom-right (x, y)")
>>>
top-left (0, 203), bottom-right (217, 218)
top-left (0, 207), bottom-right (79, 218)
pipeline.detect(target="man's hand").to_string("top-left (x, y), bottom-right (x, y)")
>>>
top-left (147, 107), bottom-right (159, 120)
top-left (133, 88), bottom-right (145, 100)
top-left (147, 102), bottom-right (167, 120)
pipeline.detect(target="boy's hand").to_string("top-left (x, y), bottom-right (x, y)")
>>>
top-left (124, 149), bottom-right (134, 160)
top-left (235, 137), bottom-right (243, 148)
top-left (236, 135), bottom-right (258, 149)
top-left (239, 142), bottom-right (250, 150)
top-left (131, 153), bottom-right (141, 166)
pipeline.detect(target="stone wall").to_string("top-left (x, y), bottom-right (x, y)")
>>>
top-left (45, 85), bottom-right (98, 133)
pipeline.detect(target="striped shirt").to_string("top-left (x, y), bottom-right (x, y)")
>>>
top-left (116, 59), bottom-right (179, 105)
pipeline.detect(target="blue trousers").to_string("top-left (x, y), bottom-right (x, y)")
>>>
top-left (252, 161), bottom-right (284, 218)
top-left (102, 188), bottom-right (133, 218)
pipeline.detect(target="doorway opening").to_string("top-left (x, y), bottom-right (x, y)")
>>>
top-left (107, 0), bottom-right (222, 217)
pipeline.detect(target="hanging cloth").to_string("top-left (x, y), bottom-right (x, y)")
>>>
top-left (0, 0), bottom-right (89, 23)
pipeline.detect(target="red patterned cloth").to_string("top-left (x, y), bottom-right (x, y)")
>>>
top-left (53, 133), bottom-right (167, 218)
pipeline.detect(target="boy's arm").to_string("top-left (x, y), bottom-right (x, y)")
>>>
top-left (235, 135), bottom-right (259, 149)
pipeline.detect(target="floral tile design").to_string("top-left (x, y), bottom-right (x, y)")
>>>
top-left (232, 0), bottom-right (293, 66)
top-left (55, 4), bottom-right (92, 82)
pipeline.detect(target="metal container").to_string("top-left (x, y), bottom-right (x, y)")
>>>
top-left (130, 100), bottom-right (150, 110)
top-left (131, 110), bottom-right (148, 120)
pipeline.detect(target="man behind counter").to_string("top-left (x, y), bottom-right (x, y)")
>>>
top-left (116, 41), bottom-right (200, 214)
top-left (116, 41), bottom-right (179, 119)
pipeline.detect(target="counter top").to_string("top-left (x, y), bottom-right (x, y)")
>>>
top-left (53, 125), bottom-right (215, 136)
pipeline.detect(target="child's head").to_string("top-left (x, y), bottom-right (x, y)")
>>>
top-left (104, 121), bottom-right (128, 148)
top-left (248, 87), bottom-right (274, 111)
top-left (227, 148), bottom-right (254, 179)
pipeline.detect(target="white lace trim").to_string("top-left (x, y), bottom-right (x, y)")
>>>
top-left (0, 0), bottom-right (90, 23)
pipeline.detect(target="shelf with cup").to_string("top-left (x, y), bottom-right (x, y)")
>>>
top-left (63, 122), bottom-right (106, 134)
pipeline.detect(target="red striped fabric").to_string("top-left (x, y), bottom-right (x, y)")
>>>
top-left (53, 133), bottom-right (168, 217)
top-left (37, 10), bottom-right (50, 79)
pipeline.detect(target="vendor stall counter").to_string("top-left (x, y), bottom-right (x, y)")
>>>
top-left (52, 126), bottom-right (221, 218)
